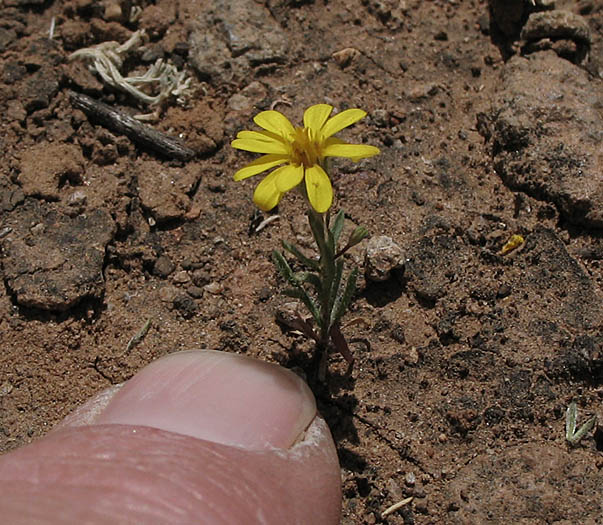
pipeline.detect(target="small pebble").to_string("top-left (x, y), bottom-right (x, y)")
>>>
top-left (497, 283), bottom-right (512, 299)
top-left (158, 285), bottom-right (179, 303)
top-left (186, 285), bottom-right (204, 298)
top-left (364, 235), bottom-right (405, 282)
top-left (203, 282), bottom-right (223, 295)
top-left (172, 270), bottom-right (191, 284)
top-left (405, 472), bottom-right (416, 487)
top-left (372, 109), bottom-right (390, 127)
top-left (332, 47), bottom-right (360, 68)
top-left (153, 256), bottom-right (175, 278)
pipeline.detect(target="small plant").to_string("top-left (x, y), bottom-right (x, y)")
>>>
top-left (232, 104), bottom-right (379, 379)
top-left (69, 30), bottom-right (191, 117)
top-left (565, 401), bottom-right (597, 446)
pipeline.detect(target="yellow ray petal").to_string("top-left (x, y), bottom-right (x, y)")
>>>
top-left (324, 136), bottom-right (345, 146)
top-left (236, 130), bottom-right (286, 143)
top-left (305, 165), bottom-right (332, 213)
top-left (232, 138), bottom-right (290, 155)
top-left (253, 170), bottom-right (283, 211)
top-left (233, 154), bottom-right (288, 181)
top-left (321, 108), bottom-right (367, 138)
top-left (303, 104), bottom-right (333, 133)
top-left (254, 110), bottom-right (296, 139)
top-left (323, 143), bottom-right (380, 160)
top-left (275, 163), bottom-right (304, 192)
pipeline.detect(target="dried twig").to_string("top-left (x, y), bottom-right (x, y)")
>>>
top-left (125, 318), bottom-right (152, 354)
top-left (381, 496), bottom-right (413, 518)
top-left (69, 90), bottom-right (196, 161)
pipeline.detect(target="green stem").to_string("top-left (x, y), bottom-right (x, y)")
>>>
top-left (306, 209), bottom-right (336, 346)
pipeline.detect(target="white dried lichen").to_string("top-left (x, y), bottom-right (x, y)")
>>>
top-left (69, 30), bottom-right (191, 115)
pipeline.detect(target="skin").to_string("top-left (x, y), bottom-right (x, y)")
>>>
top-left (0, 351), bottom-right (341, 524)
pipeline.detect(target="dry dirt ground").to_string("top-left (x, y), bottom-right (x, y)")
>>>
top-left (1, 0), bottom-right (603, 523)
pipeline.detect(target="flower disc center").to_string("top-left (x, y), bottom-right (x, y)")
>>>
top-left (291, 127), bottom-right (321, 168)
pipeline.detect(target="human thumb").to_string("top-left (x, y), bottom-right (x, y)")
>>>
top-left (0, 350), bottom-right (341, 524)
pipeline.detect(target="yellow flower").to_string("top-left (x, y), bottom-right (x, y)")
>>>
top-left (231, 104), bottom-right (380, 213)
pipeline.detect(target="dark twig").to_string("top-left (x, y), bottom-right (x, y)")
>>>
top-left (68, 90), bottom-right (196, 161)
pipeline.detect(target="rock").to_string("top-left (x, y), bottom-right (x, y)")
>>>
top-left (407, 82), bottom-right (439, 102)
top-left (533, 0), bottom-right (555, 7)
top-left (332, 47), bottom-right (360, 68)
top-left (138, 3), bottom-right (175, 39)
top-left (371, 109), bottom-right (390, 128)
top-left (173, 293), bottom-right (197, 318)
top-left (65, 190), bottom-right (88, 216)
top-left (186, 285), bottom-right (204, 298)
top-left (227, 93), bottom-right (253, 112)
top-left (102, 0), bottom-right (128, 23)
top-left (275, 301), bottom-right (302, 327)
top-left (405, 472), bottom-right (416, 487)
top-left (58, 19), bottom-right (92, 51)
top-left (404, 346), bottom-right (419, 365)
top-left (521, 10), bottom-right (591, 63)
top-left (172, 270), bottom-right (190, 284)
top-left (275, 301), bottom-right (311, 332)
top-left (188, 0), bottom-right (288, 85)
top-left (158, 285), bottom-right (179, 303)
top-left (63, 60), bottom-right (103, 95)
top-left (152, 255), bottom-right (175, 277)
top-left (1, 200), bottom-right (115, 311)
top-left (0, 178), bottom-right (25, 212)
top-left (0, 27), bottom-right (17, 53)
top-left (1, 60), bottom-right (26, 84)
top-left (203, 282), bottom-right (223, 295)
top-left (137, 161), bottom-right (201, 223)
top-left (241, 81), bottom-right (267, 99)
top-left (161, 102), bottom-right (224, 154)
top-left (521, 10), bottom-right (591, 44)
top-left (364, 235), bottom-right (405, 282)
top-left (477, 51), bottom-right (603, 228)
top-left (18, 143), bottom-right (85, 200)
top-left (192, 269), bottom-right (211, 287)
top-left (23, 66), bottom-right (60, 112)
top-left (363, 0), bottom-right (406, 30)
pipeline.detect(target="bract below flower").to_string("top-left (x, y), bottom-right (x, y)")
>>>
top-left (231, 104), bottom-right (380, 213)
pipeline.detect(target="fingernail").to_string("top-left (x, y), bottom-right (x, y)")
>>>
top-left (93, 351), bottom-right (317, 450)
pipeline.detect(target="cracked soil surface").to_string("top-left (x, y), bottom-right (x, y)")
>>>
top-left (1, 0), bottom-right (602, 523)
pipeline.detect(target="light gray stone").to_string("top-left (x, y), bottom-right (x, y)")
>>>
top-left (364, 236), bottom-right (405, 282)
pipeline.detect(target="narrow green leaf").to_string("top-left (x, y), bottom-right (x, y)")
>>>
top-left (331, 267), bottom-right (358, 325)
top-left (330, 210), bottom-right (346, 245)
top-left (272, 250), bottom-right (295, 283)
top-left (566, 401), bottom-right (597, 445)
top-left (293, 271), bottom-right (323, 293)
top-left (571, 416), bottom-right (597, 444)
top-left (325, 259), bottom-right (344, 328)
top-left (282, 240), bottom-right (319, 270)
top-left (566, 401), bottom-right (577, 440)
top-left (308, 211), bottom-right (329, 260)
top-left (317, 251), bottom-right (335, 318)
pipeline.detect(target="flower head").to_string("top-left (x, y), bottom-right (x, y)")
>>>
top-left (232, 104), bottom-right (380, 213)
